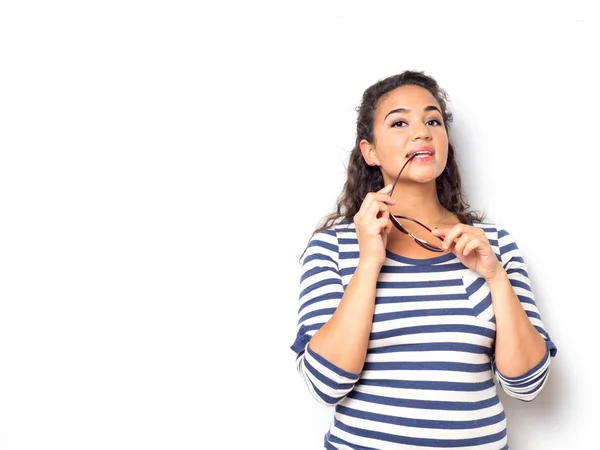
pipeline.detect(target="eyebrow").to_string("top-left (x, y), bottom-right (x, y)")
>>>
top-left (384, 105), bottom-right (442, 121)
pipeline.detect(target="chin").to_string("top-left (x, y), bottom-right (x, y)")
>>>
top-left (413, 176), bottom-right (437, 184)
top-left (412, 167), bottom-right (443, 183)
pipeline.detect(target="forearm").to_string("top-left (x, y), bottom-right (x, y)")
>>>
top-left (308, 261), bottom-right (380, 374)
top-left (487, 267), bottom-right (547, 377)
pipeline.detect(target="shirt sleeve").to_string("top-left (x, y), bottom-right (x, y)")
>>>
top-left (492, 228), bottom-right (558, 402)
top-left (290, 228), bottom-right (360, 406)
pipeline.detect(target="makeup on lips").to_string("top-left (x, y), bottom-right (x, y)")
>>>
top-left (406, 146), bottom-right (435, 163)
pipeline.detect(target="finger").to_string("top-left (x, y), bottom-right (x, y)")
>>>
top-left (365, 216), bottom-right (391, 235)
top-left (453, 233), bottom-right (474, 255)
top-left (378, 184), bottom-right (394, 194)
top-left (462, 238), bottom-right (481, 256)
top-left (363, 192), bottom-right (397, 209)
top-left (382, 210), bottom-right (393, 234)
top-left (441, 224), bottom-right (470, 251)
top-left (364, 198), bottom-right (390, 219)
top-left (431, 227), bottom-right (447, 237)
top-left (375, 216), bottom-right (391, 233)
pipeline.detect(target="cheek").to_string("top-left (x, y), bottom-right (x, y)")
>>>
top-left (434, 132), bottom-right (449, 165)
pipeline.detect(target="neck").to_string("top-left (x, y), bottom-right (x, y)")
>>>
top-left (389, 180), bottom-right (446, 225)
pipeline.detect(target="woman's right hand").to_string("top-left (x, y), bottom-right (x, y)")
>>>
top-left (353, 184), bottom-right (396, 268)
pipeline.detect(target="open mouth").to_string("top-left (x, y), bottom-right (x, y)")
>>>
top-left (407, 150), bottom-right (434, 160)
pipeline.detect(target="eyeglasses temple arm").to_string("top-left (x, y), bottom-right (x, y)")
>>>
top-left (389, 153), bottom-right (417, 198)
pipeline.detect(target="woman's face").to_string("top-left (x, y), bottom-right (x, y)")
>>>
top-left (363, 85), bottom-right (449, 185)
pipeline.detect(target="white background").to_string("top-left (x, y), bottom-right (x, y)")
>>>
top-left (0, 1), bottom-right (596, 449)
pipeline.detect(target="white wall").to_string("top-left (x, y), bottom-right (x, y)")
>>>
top-left (0, 1), bottom-right (596, 449)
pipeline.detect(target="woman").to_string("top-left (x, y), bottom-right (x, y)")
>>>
top-left (291, 70), bottom-right (557, 449)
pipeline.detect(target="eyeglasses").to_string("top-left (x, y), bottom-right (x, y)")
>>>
top-left (388, 153), bottom-right (445, 253)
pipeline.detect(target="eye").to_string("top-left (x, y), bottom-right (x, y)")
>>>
top-left (391, 120), bottom-right (407, 128)
top-left (426, 119), bottom-right (442, 126)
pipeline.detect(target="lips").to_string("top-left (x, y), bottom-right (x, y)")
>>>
top-left (406, 146), bottom-right (435, 158)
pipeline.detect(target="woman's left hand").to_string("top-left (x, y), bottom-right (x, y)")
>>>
top-left (432, 224), bottom-right (502, 281)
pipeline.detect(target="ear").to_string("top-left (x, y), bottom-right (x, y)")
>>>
top-left (359, 139), bottom-right (380, 166)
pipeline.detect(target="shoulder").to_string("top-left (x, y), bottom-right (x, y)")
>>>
top-left (309, 220), bottom-right (356, 241)
top-left (469, 221), bottom-right (500, 241)
top-left (470, 221), bottom-right (523, 262)
top-left (302, 221), bottom-right (352, 266)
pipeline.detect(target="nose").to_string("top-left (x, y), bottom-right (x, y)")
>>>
top-left (410, 121), bottom-right (432, 140)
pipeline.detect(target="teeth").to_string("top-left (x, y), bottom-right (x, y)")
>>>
top-left (412, 151), bottom-right (432, 157)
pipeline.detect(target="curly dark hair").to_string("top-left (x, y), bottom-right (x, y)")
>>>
top-left (303, 70), bottom-right (484, 258)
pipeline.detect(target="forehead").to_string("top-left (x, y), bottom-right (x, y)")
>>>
top-left (375, 85), bottom-right (441, 120)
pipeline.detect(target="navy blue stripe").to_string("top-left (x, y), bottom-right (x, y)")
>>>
top-left (500, 242), bottom-right (518, 254)
top-left (465, 276), bottom-right (486, 295)
top-left (321, 229), bottom-right (337, 237)
top-left (370, 324), bottom-right (496, 340)
top-left (385, 250), bottom-right (457, 265)
top-left (339, 267), bottom-right (357, 277)
top-left (498, 368), bottom-right (547, 389)
top-left (372, 308), bottom-right (475, 322)
top-left (333, 417), bottom-right (507, 447)
top-left (497, 229), bottom-right (509, 239)
top-left (327, 433), bottom-right (373, 450)
top-left (304, 358), bottom-right (355, 391)
top-left (503, 256), bottom-right (525, 269)
top-left (303, 253), bottom-right (336, 267)
top-left (307, 345), bottom-right (361, 379)
top-left (367, 342), bottom-right (492, 355)
top-left (356, 378), bottom-right (495, 392)
top-left (306, 376), bottom-right (339, 405)
top-left (308, 238), bottom-right (338, 253)
top-left (300, 265), bottom-right (338, 284)
top-left (495, 351), bottom-right (550, 383)
top-left (363, 360), bottom-right (490, 373)
top-left (337, 404), bottom-right (506, 430)
top-left (507, 267), bottom-right (529, 278)
top-left (348, 390), bottom-right (500, 411)
top-left (517, 295), bottom-right (535, 306)
top-left (299, 277), bottom-right (342, 299)
top-left (301, 324), bottom-right (325, 336)
top-left (298, 307), bottom-right (336, 325)
top-left (509, 279), bottom-right (532, 292)
top-left (298, 291), bottom-right (342, 314)
top-left (290, 326), bottom-right (311, 354)
top-left (525, 310), bottom-right (541, 321)
top-left (472, 293), bottom-right (492, 316)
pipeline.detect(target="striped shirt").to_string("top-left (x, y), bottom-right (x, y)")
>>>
top-left (291, 221), bottom-right (557, 449)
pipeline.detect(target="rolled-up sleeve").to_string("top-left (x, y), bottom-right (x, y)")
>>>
top-left (493, 228), bottom-right (557, 402)
top-left (290, 229), bottom-right (360, 405)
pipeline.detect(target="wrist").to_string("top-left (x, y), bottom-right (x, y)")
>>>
top-left (485, 263), bottom-right (508, 286)
top-left (357, 259), bottom-right (383, 274)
